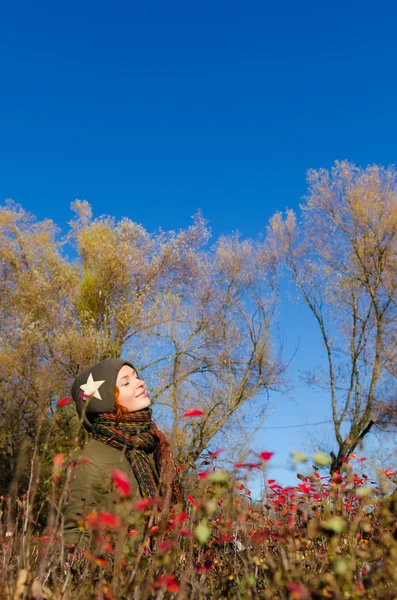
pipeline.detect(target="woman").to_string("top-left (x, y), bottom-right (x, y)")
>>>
top-left (63, 357), bottom-right (182, 550)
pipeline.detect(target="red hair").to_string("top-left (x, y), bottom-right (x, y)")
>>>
top-left (114, 385), bottom-right (129, 421)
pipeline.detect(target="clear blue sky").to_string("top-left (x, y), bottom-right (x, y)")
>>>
top-left (1, 0), bottom-right (396, 487)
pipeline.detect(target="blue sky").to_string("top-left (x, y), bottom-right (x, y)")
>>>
top-left (1, 0), bottom-right (396, 488)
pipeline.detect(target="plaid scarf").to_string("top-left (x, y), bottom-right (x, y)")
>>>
top-left (91, 408), bottom-right (182, 506)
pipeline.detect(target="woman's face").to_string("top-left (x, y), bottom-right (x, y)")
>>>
top-left (116, 365), bottom-right (151, 412)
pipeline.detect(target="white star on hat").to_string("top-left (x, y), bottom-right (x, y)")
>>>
top-left (80, 372), bottom-right (105, 400)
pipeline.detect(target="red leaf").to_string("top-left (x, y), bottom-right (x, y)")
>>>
top-left (349, 453), bottom-right (366, 462)
top-left (155, 575), bottom-right (180, 593)
top-left (167, 580), bottom-right (180, 593)
top-left (160, 540), bottom-right (173, 552)
top-left (287, 581), bottom-right (309, 598)
top-left (187, 495), bottom-right (196, 505)
top-left (53, 453), bottom-right (65, 466)
top-left (194, 559), bottom-right (213, 572)
top-left (183, 409), bottom-right (205, 417)
top-left (258, 451), bottom-right (274, 462)
top-left (134, 498), bottom-right (160, 511)
top-left (96, 537), bottom-right (114, 554)
top-left (384, 468), bottom-right (397, 477)
top-left (332, 471), bottom-right (344, 484)
top-left (170, 512), bottom-right (188, 529)
top-left (98, 512), bottom-right (120, 529)
top-left (112, 469), bottom-right (131, 497)
top-left (180, 527), bottom-right (194, 538)
top-left (71, 458), bottom-right (90, 467)
top-left (128, 529), bottom-right (140, 537)
top-left (86, 513), bottom-right (98, 528)
top-left (234, 462), bottom-right (261, 470)
top-left (83, 551), bottom-right (108, 567)
top-left (209, 448), bottom-right (224, 458)
top-left (57, 396), bottom-right (73, 407)
top-left (86, 511), bottom-right (120, 530)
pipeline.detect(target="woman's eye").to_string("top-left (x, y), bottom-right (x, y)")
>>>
top-left (122, 381), bottom-right (130, 387)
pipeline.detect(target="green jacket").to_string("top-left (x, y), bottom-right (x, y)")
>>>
top-left (63, 439), bottom-right (155, 550)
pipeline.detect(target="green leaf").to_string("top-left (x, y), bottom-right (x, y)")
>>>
top-left (291, 451), bottom-right (309, 463)
top-left (313, 452), bottom-right (332, 466)
top-left (334, 558), bottom-right (349, 575)
top-left (195, 520), bottom-right (211, 544)
top-left (204, 500), bottom-right (217, 515)
top-left (322, 517), bottom-right (346, 533)
top-left (355, 486), bottom-right (373, 498)
top-left (208, 470), bottom-right (229, 484)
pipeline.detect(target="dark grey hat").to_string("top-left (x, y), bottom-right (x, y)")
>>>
top-left (71, 357), bottom-right (136, 431)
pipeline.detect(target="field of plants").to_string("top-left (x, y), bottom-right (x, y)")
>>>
top-left (1, 450), bottom-right (397, 600)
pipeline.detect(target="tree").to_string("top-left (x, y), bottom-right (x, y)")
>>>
top-left (0, 200), bottom-right (283, 494)
top-left (135, 234), bottom-right (283, 464)
top-left (267, 161), bottom-right (397, 473)
top-left (0, 202), bottom-right (78, 496)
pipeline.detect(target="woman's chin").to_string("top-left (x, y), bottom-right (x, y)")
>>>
top-left (131, 397), bottom-right (151, 412)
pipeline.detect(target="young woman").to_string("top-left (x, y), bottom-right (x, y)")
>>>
top-left (63, 357), bottom-right (182, 550)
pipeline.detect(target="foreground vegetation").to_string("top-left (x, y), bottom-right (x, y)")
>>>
top-left (1, 450), bottom-right (397, 599)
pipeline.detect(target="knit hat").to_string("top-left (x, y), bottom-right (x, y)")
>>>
top-left (71, 357), bottom-right (137, 431)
